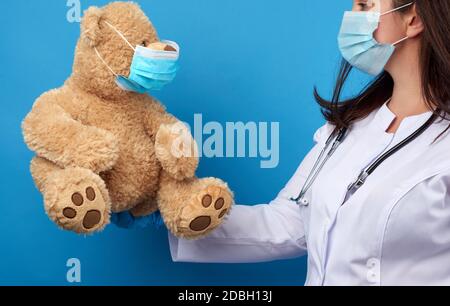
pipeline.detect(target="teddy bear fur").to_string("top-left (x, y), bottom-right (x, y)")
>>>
top-left (22, 2), bottom-right (233, 239)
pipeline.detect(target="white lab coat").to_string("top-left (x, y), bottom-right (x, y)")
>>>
top-left (169, 102), bottom-right (450, 286)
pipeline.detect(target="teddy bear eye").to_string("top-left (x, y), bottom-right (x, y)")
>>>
top-left (141, 41), bottom-right (148, 47)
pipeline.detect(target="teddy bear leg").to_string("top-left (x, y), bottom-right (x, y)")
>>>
top-left (30, 156), bottom-right (61, 193)
top-left (31, 157), bottom-right (111, 234)
top-left (157, 171), bottom-right (234, 239)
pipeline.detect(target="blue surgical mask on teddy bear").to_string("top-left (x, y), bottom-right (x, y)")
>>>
top-left (94, 21), bottom-right (180, 94)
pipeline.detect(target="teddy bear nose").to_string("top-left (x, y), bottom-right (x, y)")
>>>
top-left (164, 45), bottom-right (177, 52)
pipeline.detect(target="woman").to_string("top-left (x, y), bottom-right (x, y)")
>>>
top-left (169, 0), bottom-right (450, 286)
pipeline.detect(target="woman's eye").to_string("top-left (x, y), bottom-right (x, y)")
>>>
top-left (354, 0), bottom-right (372, 10)
top-left (357, 3), bottom-right (368, 9)
top-left (355, 0), bottom-right (375, 11)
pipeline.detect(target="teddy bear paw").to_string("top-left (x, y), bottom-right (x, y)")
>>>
top-left (44, 168), bottom-right (111, 234)
top-left (175, 184), bottom-right (233, 239)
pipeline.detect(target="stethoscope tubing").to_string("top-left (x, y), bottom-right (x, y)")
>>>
top-left (291, 111), bottom-right (439, 205)
top-left (291, 127), bottom-right (348, 203)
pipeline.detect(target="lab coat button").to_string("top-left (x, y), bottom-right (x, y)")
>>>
top-left (366, 270), bottom-right (380, 284)
top-left (366, 258), bottom-right (380, 284)
top-left (366, 258), bottom-right (380, 269)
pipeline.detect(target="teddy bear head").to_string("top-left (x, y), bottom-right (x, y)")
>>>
top-left (71, 2), bottom-right (160, 99)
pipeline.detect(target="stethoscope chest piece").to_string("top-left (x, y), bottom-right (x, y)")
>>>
top-left (290, 196), bottom-right (310, 206)
top-left (299, 198), bottom-right (309, 206)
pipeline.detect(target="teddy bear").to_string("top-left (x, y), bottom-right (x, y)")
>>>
top-left (22, 1), bottom-right (233, 239)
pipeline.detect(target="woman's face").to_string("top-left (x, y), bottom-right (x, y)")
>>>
top-left (351, 0), bottom-right (408, 45)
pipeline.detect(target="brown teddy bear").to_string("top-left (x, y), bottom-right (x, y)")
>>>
top-left (22, 1), bottom-right (233, 239)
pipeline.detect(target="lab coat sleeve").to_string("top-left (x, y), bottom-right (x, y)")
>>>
top-left (168, 123), bottom-right (332, 263)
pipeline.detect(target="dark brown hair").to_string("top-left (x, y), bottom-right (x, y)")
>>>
top-left (314, 0), bottom-right (450, 136)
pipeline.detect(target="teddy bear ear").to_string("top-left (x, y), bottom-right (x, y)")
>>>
top-left (81, 6), bottom-right (104, 48)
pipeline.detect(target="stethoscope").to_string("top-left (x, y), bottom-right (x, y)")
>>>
top-left (290, 112), bottom-right (439, 206)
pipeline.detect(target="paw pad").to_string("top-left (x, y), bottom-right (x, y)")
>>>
top-left (215, 198), bottom-right (225, 210)
top-left (202, 195), bottom-right (212, 207)
top-left (189, 194), bottom-right (229, 232)
top-left (189, 216), bottom-right (212, 231)
top-left (86, 187), bottom-right (96, 201)
top-left (71, 193), bottom-right (83, 206)
top-left (62, 187), bottom-right (102, 230)
top-left (63, 207), bottom-right (77, 219)
top-left (218, 209), bottom-right (228, 219)
top-left (83, 210), bottom-right (101, 229)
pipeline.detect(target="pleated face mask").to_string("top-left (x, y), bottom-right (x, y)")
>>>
top-left (338, 1), bottom-right (414, 76)
top-left (94, 21), bottom-right (180, 94)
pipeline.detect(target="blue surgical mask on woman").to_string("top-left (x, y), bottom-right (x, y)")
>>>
top-left (338, 2), bottom-right (414, 76)
top-left (94, 21), bottom-right (180, 94)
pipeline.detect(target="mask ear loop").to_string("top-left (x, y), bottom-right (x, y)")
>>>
top-left (380, 2), bottom-right (414, 47)
top-left (94, 47), bottom-right (118, 76)
top-left (103, 21), bottom-right (136, 51)
top-left (392, 36), bottom-right (409, 46)
top-left (381, 2), bottom-right (414, 16)
top-left (91, 21), bottom-right (137, 77)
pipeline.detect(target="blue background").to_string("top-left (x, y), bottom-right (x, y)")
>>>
top-left (1, 0), bottom-right (368, 285)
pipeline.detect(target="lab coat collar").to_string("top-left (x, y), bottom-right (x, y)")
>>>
top-left (371, 100), bottom-right (434, 137)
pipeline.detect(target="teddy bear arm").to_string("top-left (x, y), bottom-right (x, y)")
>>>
top-left (22, 97), bottom-right (119, 173)
top-left (143, 105), bottom-right (178, 141)
top-left (142, 105), bottom-right (199, 180)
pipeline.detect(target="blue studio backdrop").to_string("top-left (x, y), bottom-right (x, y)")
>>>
top-left (1, 0), bottom-right (369, 285)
